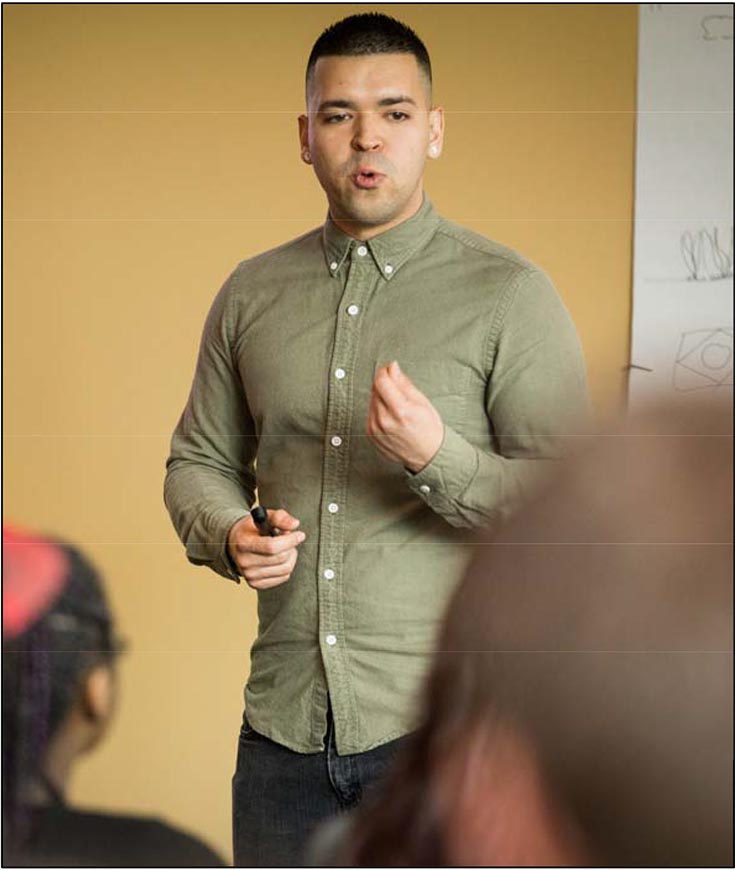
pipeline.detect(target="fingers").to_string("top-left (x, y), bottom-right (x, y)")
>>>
top-left (367, 386), bottom-right (390, 430)
top-left (227, 510), bottom-right (306, 587)
top-left (372, 361), bottom-right (425, 409)
top-left (244, 548), bottom-right (298, 588)
top-left (393, 361), bottom-right (427, 403)
top-left (247, 574), bottom-right (294, 590)
top-left (372, 364), bottom-right (406, 411)
top-left (237, 548), bottom-right (292, 570)
top-left (387, 360), bottom-right (416, 394)
top-left (235, 528), bottom-right (305, 557)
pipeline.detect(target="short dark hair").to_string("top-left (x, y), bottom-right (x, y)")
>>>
top-left (306, 13), bottom-right (432, 95)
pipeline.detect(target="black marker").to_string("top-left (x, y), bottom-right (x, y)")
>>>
top-left (250, 506), bottom-right (282, 537)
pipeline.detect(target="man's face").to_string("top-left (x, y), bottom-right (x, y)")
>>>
top-left (299, 53), bottom-right (443, 238)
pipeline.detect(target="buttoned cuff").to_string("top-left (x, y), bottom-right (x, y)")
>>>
top-left (186, 507), bottom-right (249, 583)
top-left (404, 424), bottom-right (479, 506)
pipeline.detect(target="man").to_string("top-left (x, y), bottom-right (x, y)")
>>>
top-left (164, 13), bottom-right (589, 865)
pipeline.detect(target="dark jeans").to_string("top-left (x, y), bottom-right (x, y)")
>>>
top-left (231, 705), bottom-right (406, 866)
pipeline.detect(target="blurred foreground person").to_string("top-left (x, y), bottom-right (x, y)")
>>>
top-left (2, 525), bottom-right (224, 867)
top-left (316, 401), bottom-right (733, 866)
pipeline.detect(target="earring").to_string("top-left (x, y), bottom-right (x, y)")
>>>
top-left (429, 145), bottom-right (439, 157)
top-left (302, 149), bottom-right (312, 164)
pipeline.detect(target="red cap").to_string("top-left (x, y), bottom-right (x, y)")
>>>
top-left (2, 524), bottom-right (70, 639)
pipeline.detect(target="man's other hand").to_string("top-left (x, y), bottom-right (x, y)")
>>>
top-left (228, 509), bottom-right (305, 590)
top-left (367, 361), bottom-right (444, 473)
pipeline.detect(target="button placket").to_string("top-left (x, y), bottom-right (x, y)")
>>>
top-left (316, 249), bottom-right (376, 743)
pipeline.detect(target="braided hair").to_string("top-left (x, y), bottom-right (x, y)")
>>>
top-left (2, 526), bottom-right (121, 852)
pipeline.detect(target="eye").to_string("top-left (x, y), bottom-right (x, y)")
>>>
top-left (387, 111), bottom-right (410, 121)
top-left (324, 113), bottom-right (351, 124)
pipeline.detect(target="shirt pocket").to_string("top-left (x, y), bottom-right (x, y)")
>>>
top-left (394, 357), bottom-right (472, 399)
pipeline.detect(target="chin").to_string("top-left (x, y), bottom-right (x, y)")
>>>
top-left (336, 196), bottom-right (405, 228)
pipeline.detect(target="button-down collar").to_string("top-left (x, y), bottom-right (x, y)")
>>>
top-left (322, 195), bottom-right (440, 280)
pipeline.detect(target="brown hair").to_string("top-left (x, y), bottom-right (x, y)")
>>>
top-left (344, 400), bottom-right (733, 866)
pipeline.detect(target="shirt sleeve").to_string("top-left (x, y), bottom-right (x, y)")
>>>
top-left (404, 267), bottom-right (591, 529)
top-left (164, 267), bottom-right (257, 580)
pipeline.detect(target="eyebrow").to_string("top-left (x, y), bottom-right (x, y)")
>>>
top-left (316, 95), bottom-right (419, 113)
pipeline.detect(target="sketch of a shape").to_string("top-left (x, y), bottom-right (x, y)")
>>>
top-left (674, 328), bottom-right (733, 391)
top-left (701, 15), bottom-right (733, 41)
top-left (680, 227), bottom-right (733, 281)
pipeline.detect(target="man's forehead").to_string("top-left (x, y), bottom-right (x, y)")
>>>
top-left (308, 53), bottom-right (429, 105)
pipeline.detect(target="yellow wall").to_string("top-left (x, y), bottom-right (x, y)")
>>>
top-left (3, 4), bottom-right (637, 861)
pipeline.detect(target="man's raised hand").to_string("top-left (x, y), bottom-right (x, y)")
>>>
top-left (366, 361), bottom-right (444, 473)
top-left (227, 509), bottom-right (305, 590)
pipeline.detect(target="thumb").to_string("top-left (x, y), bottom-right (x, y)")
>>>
top-left (390, 361), bottom-right (423, 399)
top-left (268, 508), bottom-right (301, 531)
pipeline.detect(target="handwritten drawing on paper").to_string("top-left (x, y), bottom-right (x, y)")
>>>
top-left (680, 227), bottom-right (733, 281)
top-left (673, 327), bottom-right (733, 391)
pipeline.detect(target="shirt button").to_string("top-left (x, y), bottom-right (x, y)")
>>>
top-left (419, 484), bottom-right (431, 494)
top-left (384, 264), bottom-right (394, 275)
top-left (331, 435), bottom-right (343, 447)
top-left (356, 245), bottom-right (368, 257)
top-left (327, 502), bottom-right (339, 514)
top-left (323, 568), bottom-right (335, 580)
top-left (347, 304), bottom-right (360, 317)
top-left (326, 634), bottom-right (337, 646)
top-left (330, 261), bottom-right (338, 271)
top-left (334, 368), bottom-right (346, 380)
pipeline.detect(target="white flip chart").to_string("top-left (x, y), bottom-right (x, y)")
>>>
top-left (628, 4), bottom-right (733, 408)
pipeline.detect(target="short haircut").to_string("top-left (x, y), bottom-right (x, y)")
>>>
top-left (306, 13), bottom-right (432, 96)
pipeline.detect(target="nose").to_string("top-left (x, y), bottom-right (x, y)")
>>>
top-left (351, 112), bottom-right (382, 152)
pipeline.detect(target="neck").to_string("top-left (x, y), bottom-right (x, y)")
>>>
top-left (38, 737), bottom-right (76, 805)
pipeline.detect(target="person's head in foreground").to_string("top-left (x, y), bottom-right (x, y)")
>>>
top-left (339, 399), bottom-right (733, 866)
top-left (2, 525), bottom-right (122, 854)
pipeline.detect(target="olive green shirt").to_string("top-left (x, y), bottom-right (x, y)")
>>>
top-left (164, 196), bottom-right (589, 754)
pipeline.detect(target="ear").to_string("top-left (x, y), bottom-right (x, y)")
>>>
top-left (298, 114), bottom-right (311, 162)
top-left (427, 106), bottom-right (445, 158)
top-left (81, 664), bottom-right (115, 725)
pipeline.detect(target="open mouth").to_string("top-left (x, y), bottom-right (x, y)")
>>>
top-left (352, 170), bottom-right (385, 189)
